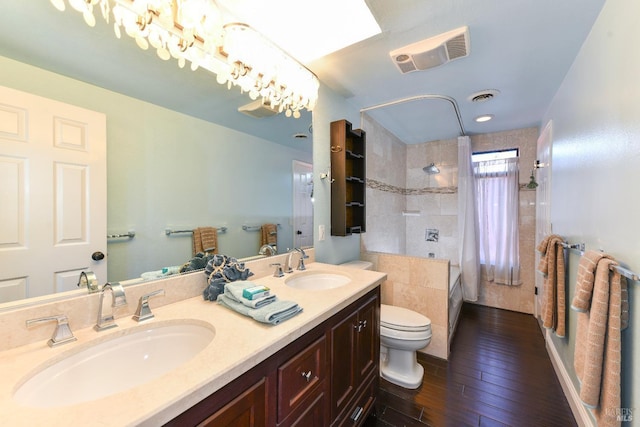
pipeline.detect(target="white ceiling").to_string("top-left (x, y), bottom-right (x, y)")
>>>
top-left (0, 1), bottom-right (605, 148)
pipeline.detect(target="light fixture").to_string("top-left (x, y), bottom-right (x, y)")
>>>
top-left (422, 163), bottom-right (440, 175)
top-left (474, 114), bottom-right (494, 123)
top-left (50, 0), bottom-right (319, 118)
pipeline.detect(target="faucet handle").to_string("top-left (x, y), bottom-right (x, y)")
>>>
top-left (133, 289), bottom-right (165, 322)
top-left (270, 263), bottom-right (284, 277)
top-left (26, 315), bottom-right (77, 347)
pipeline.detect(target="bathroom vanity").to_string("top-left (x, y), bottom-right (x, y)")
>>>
top-left (167, 288), bottom-right (379, 426)
top-left (0, 260), bottom-right (385, 426)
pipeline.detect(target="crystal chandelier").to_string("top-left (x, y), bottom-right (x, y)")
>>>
top-left (49, 0), bottom-right (319, 118)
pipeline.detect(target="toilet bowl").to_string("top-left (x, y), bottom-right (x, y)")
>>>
top-left (380, 304), bottom-right (431, 389)
top-left (339, 260), bottom-right (432, 389)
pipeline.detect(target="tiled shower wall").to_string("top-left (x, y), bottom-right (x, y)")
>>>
top-left (362, 112), bottom-right (538, 314)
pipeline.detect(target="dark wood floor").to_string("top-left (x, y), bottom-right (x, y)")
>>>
top-left (365, 303), bottom-right (577, 427)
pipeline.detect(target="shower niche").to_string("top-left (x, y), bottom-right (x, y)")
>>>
top-left (330, 119), bottom-right (366, 236)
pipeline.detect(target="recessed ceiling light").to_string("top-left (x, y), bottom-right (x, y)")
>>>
top-left (475, 114), bottom-right (494, 123)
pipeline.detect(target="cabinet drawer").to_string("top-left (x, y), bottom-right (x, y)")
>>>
top-left (277, 336), bottom-right (327, 423)
top-left (334, 372), bottom-right (376, 427)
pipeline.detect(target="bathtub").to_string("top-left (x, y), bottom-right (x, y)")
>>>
top-left (448, 265), bottom-right (463, 346)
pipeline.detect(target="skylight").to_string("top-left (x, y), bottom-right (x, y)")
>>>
top-left (217, 0), bottom-right (381, 63)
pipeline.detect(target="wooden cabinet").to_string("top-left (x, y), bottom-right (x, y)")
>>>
top-left (277, 336), bottom-right (326, 425)
top-left (330, 119), bottom-right (366, 236)
top-left (330, 295), bottom-right (379, 425)
top-left (166, 288), bottom-right (379, 427)
top-left (198, 379), bottom-right (267, 427)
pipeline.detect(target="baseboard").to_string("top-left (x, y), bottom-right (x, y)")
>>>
top-left (545, 330), bottom-right (594, 427)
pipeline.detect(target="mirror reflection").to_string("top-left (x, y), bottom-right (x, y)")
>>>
top-left (0, 48), bottom-right (312, 308)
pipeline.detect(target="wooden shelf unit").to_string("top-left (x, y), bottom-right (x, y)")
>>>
top-left (330, 119), bottom-right (366, 236)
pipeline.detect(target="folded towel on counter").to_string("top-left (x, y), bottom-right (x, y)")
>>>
top-left (224, 281), bottom-right (276, 308)
top-left (217, 294), bottom-right (302, 325)
top-left (141, 266), bottom-right (181, 280)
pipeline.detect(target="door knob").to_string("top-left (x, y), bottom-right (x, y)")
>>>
top-left (91, 251), bottom-right (105, 261)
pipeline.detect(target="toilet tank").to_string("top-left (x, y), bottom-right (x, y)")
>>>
top-left (340, 260), bottom-right (373, 270)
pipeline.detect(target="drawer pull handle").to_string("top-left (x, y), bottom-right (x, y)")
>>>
top-left (351, 406), bottom-right (364, 422)
top-left (354, 320), bottom-right (368, 332)
top-left (301, 370), bottom-right (312, 382)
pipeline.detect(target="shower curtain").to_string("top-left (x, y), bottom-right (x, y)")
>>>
top-left (457, 136), bottom-right (480, 301)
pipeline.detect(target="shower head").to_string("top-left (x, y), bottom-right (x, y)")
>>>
top-left (423, 163), bottom-right (440, 175)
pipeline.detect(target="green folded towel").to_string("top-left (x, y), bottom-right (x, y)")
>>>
top-left (217, 294), bottom-right (302, 325)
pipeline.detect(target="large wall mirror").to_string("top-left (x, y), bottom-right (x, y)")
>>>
top-left (0, 2), bottom-right (314, 309)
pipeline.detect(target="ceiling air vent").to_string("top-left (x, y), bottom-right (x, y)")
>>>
top-left (238, 99), bottom-right (279, 118)
top-left (390, 26), bottom-right (470, 74)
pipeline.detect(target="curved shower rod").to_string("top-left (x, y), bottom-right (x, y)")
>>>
top-left (359, 94), bottom-right (466, 137)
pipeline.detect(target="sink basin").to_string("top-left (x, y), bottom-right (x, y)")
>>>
top-left (285, 271), bottom-right (351, 290)
top-left (13, 320), bottom-right (215, 408)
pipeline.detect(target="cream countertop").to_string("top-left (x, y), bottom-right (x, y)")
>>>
top-left (0, 262), bottom-right (386, 426)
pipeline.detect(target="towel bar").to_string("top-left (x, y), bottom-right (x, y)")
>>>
top-left (611, 265), bottom-right (639, 282)
top-left (165, 227), bottom-right (227, 236)
top-left (107, 231), bottom-right (135, 239)
top-left (242, 224), bottom-right (281, 233)
top-left (561, 241), bottom-right (638, 281)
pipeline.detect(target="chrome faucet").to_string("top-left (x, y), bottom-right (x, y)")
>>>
top-left (285, 247), bottom-right (309, 272)
top-left (285, 248), bottom-right (297, 273)
top-left (259, 244), bottom-right (277, 256)
top-left (94, 282), bottom-right (127, 331)
top-left (26, 314), bottom-right (77, 347)
top-left (295, 247), bottom-right (309, 271)
top-left (132, 289), bottom-right (165, 322)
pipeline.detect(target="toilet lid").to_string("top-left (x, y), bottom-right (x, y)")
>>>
top-left (380, 304), bottom-right (431, 332)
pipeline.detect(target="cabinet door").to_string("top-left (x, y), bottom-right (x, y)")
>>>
top-left (283, 391), bottom-right (326, 427)
top-left (355, 297), bottom-right (378, 384)
top-left (199, 378), bottom-right (266, 427)
top-left (330, 311), bottom-right (358, 419)
top-left (277, 336), bottom-right (326, 423)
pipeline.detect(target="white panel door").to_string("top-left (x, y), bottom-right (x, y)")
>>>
top-left (292, 160), bottom-right (313, 248)
top-left (535, 121), bottom-right (553, 320)
top-left (0, 85), bottom-right (107, 302)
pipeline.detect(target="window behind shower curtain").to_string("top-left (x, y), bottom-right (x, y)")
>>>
top-left (473, 150), bottom-right (521, 285)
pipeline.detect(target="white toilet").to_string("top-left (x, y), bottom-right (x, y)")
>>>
top-left (340, 260), bottom-right (432, 389)
top-left (379, 304), bottom-right (431, 389)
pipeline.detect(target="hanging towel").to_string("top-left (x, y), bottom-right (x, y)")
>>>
top-left (536, 234), bottom-right (566, 337)
top-left (193, 227), bottom-right (218, 256)
top-left (260, 224), bottom-right (278, 247)
top-left (217, 294), bottom-right (302, 325)
top-left (572, 255), bottom-right (629, 427)
top-left (572, 250), bottom-right (613, 312)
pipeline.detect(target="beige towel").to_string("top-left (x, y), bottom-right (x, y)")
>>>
top-left (260, 224), bottom-right (277, 247)
top-left (192, 227), bottom-right (218, 256)
top-left (572, 254), bottom-right (629, 427)
top-left (572, 250), bottom-right (612, 312)
top-left (536, 234), bottom-right (566, 337)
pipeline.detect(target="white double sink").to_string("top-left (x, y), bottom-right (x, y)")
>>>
top-left (13, 270), bottom-right (352, 409)
top-left (13, 320), bottom-right (215, 408)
